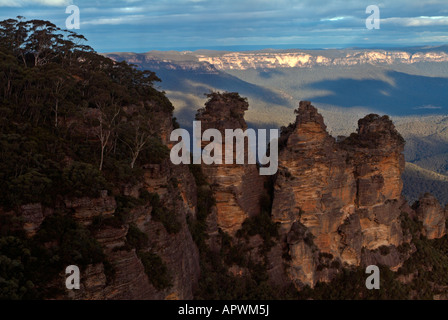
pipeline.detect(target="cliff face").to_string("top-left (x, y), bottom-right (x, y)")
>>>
top-left (271, 101), bottom-right (409, 288)
top-left (195, 93), bottom-right (266, 235)
top-left (31, 106), bottom-right (200, 300)
top-left (8, 93), bottom-right (448, 299)
top-left (197, 50), bottom-right (448, 70)
top-left (106, 49), bottom-right (448, 72)
top-left (51, 160), bottom-right (200, 300)
top-left (413, 193), bottom-right (446, 239)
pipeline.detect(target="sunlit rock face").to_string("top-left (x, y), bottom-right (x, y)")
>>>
top-left (413, 193), bottom-right (446, 240)
top-left (272, 101), bottom-right (409, 288)
top-left (195, 93), bottom-right (265, 236)
top-left (196, 51), bottom-right (448, 70)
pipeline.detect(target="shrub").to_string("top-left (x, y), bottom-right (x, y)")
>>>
top-left (61, 161), bottom-right (108, 198)
top-left (237, 210), bottom-right (279, 251)
top-left (126, 224), bottom-right (148, 251)
top-left (90, 215), bottom-right (123, 231)
top-left (379, 245), bottom-right (391, 256)
top-left (330, 260), bottom-right (341, 269)
top-left (138, 251), bottom-right (172, 290)
top-left (139, 136), bottom-right (169, 165)
top-left (0, 214), bottom-right (114, 299)
top-left (148, 193), bottom-right (181, 234)
top-left (187, 165), bottom-right (215, 250)
top-left (7, 170), bottom-right (53, 206)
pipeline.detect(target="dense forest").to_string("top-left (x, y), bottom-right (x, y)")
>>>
top-left (0, 17), bottom-right (175, 298)
top-left (0, 17), bottom-right (174, 209)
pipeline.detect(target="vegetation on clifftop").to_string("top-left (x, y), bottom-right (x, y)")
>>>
top-left (0, 18), bottom-right (175, 299)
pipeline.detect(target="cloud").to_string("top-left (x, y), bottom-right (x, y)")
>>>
top-left (320, 16), bottom-right (350, 22)
top-left (383, 16), bottom-right (448, 27)
top-left (0, 0), bottom-right (447, 51)
top-left (413, 105), bottom-right (443, 110)
top-left (0, 0), bottom-right (70, 7)
top-left (83, 14), bottom-right (146, 25)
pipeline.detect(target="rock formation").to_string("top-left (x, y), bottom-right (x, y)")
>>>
top-left (271, 101), bottom-right (411, 288)
top-left (413, 193), bottom-right (446, 239)
top-left (7, 95), bottom-right (448, 299)
top-left (195, 92), bottom-right (266, 235)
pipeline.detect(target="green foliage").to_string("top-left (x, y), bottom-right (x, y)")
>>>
top-left (126, 224), bottom-right (148, 251)
top-left (397, 236), bottom-right (448, 298)
top-left (236, 211), bottom-right (279, 251)
top-left (104, 160), bottom-right (144, 186)
top-left (89, 214), bottom-right (123, 231)
top-left (141, 136), bottom-right (170, 165)
top-left (0, 236), bottom-right (37, 299)
top-left (298, 215), bottom-right (448, 300)
top-left (194, 249), bottom-right (296, 300)
top-left (188, 164), bottom-right (292, 300)
top-left (8, 170), bottom-right (53, 206)
top-left (172, 117), bottom-right (180, 129)
top-left (297, 265), bottom-right (411, 300)
top-left (138, 251), bottom-right (172, 290)
top-left (124, 219), bottom-right (172, 291)
top-left (34, 214), bottom-right (106, 267)
top-left (0, 17), bottom-right (174, 210)
top-left (0, 214), bottom-right (113, 299)
top-left (0, 17), bottom-right (186, 299)
top-left (115, 195), bottom-right (144, 217)
top-left (236, 178), bottom-right (278, 251)
top-left (379, 245), bottom-right (391, 256)
top-left (400, 212), bottom-right (423, 240)
top-left (219, 230), bottom-right (247, 267)
top-left (189, 164), bottom-right (208, 186)
top-left (148, 193), bottom-right (181, 234)
top-left (61, 161), bottom-right (108, 198)
top-left (187, 165), bottom-right (215, 250)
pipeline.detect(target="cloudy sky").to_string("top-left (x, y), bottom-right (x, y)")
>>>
top-left (0, 0), bottom-right (447, 52)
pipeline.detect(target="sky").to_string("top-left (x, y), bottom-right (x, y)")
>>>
top-left (0, 0), bottom-right (447, 52)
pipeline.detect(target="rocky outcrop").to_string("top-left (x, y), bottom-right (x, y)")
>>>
top-left (413, 193), bottom-right (446, 239)
top-left (195, 93), bottom-right (265, 235)
top-left (18, 203), bottom-right (46, 237)
top-left (272, 101), bottom-right (409, 288)
top-left (64, 193), bottom-right (116, 226)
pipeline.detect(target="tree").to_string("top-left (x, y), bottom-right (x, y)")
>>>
top-left (92, 92), bottom-right (122, 171)
top-left (120, 109), bottom-right (152, 168)
top-left (43, 64), bottom-right (73, 128)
